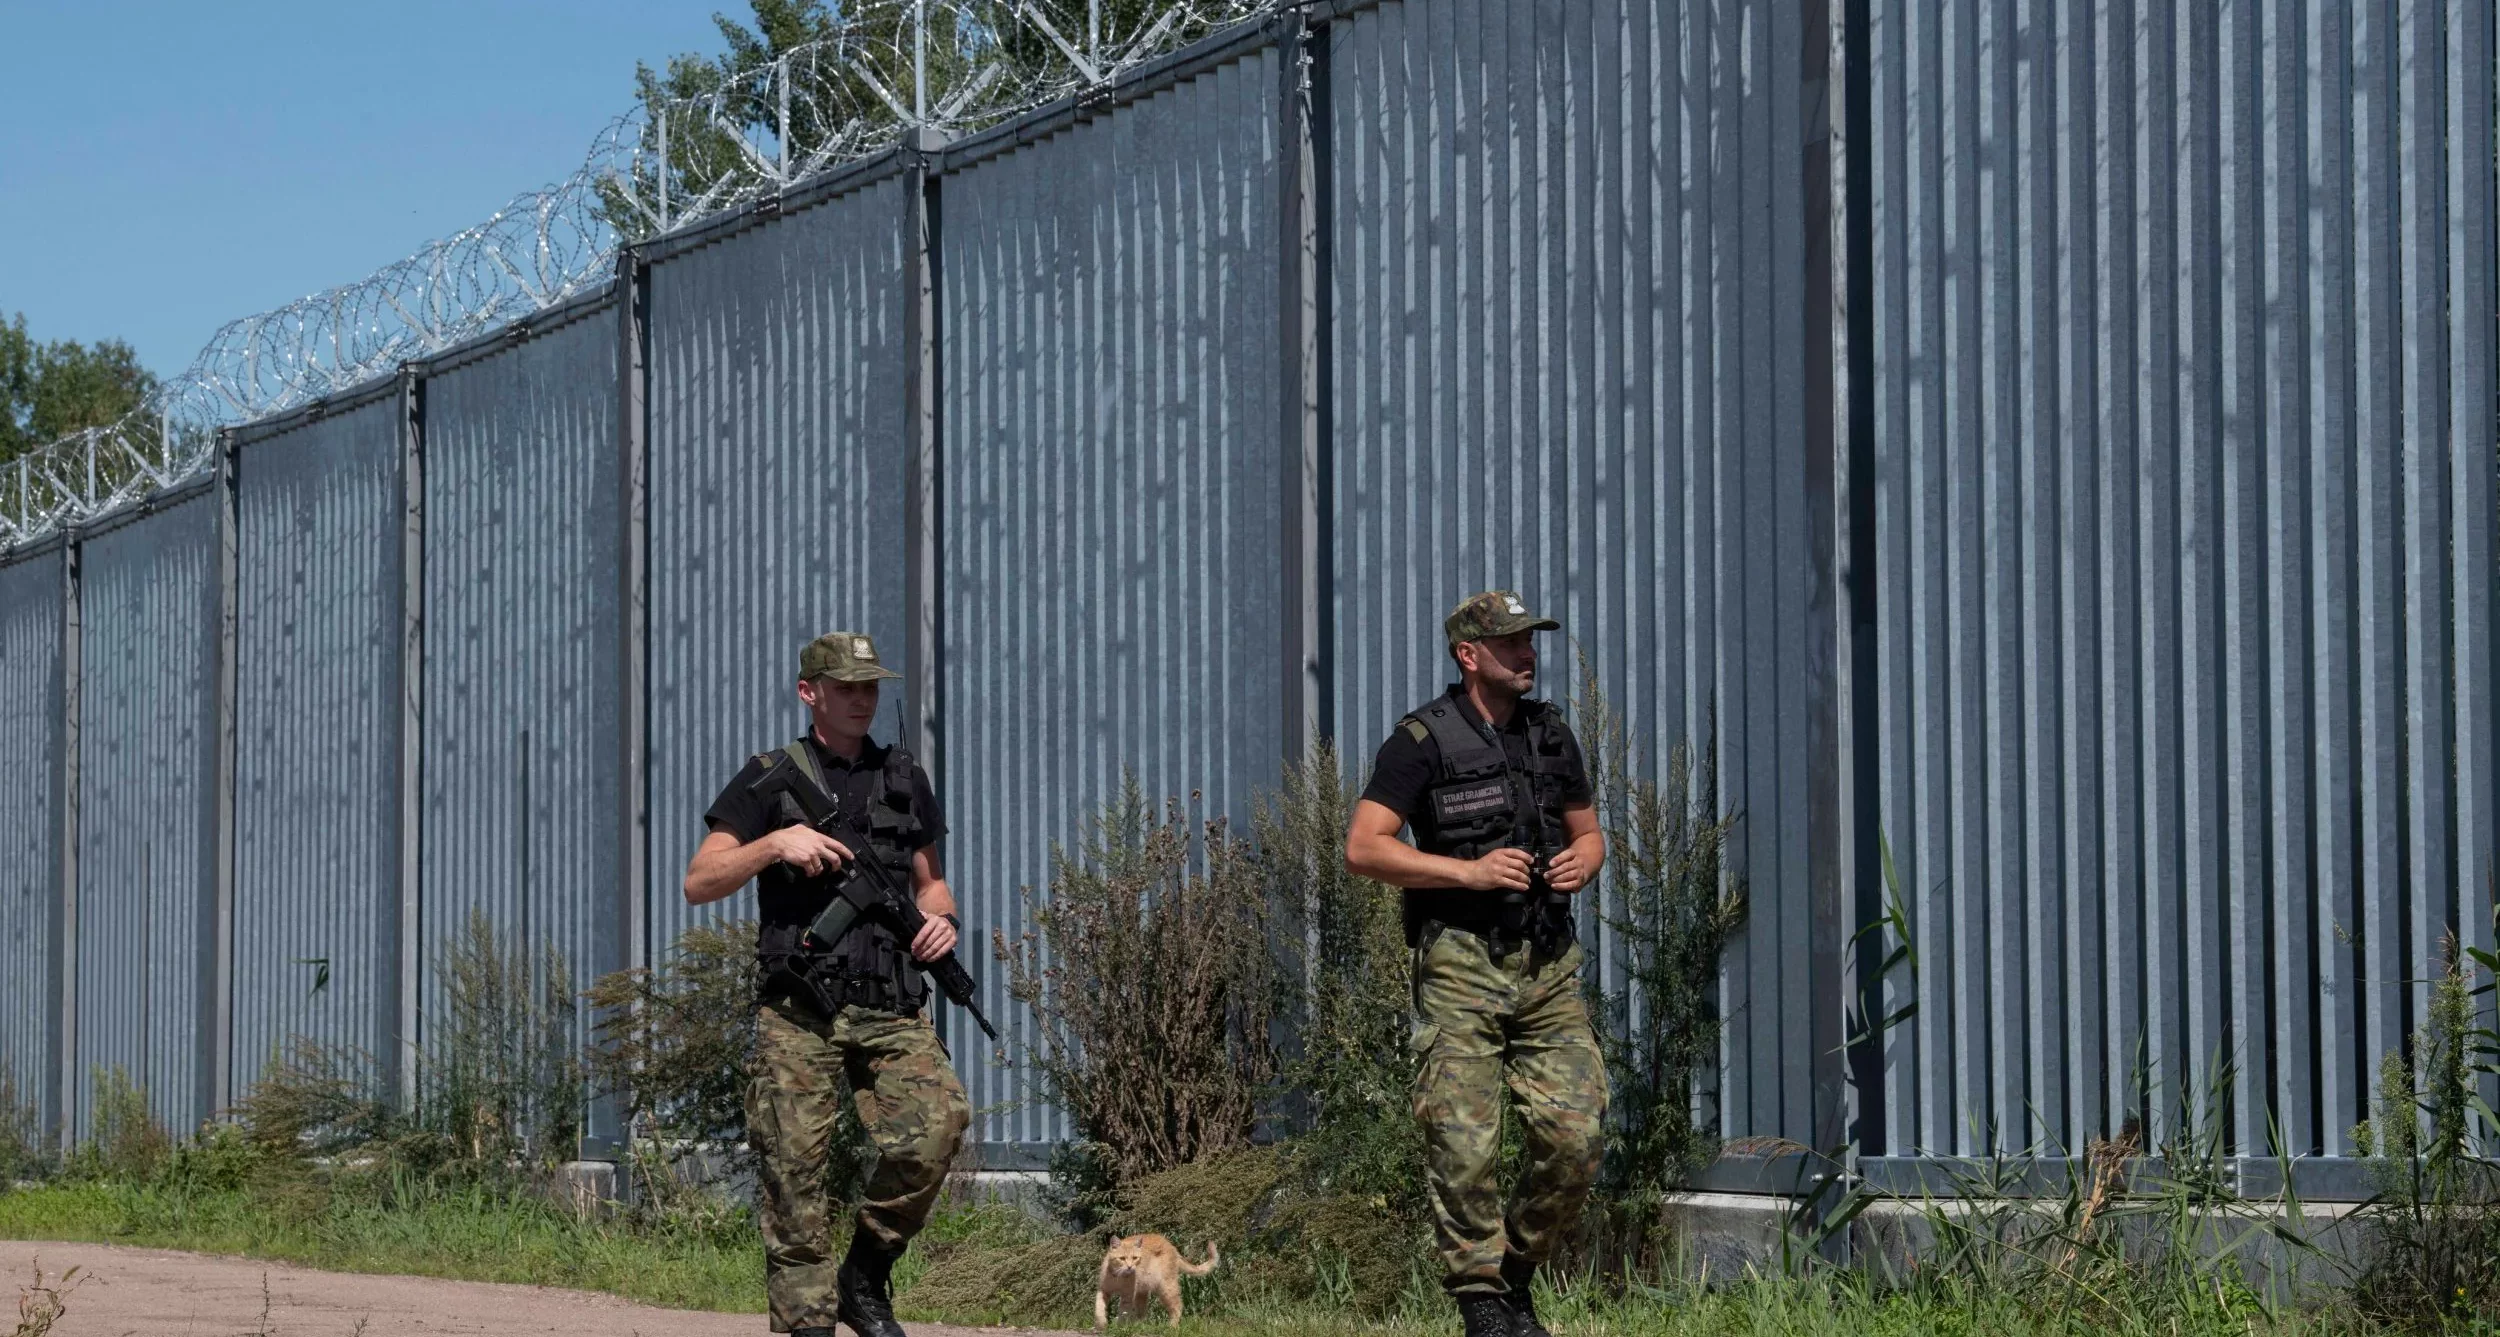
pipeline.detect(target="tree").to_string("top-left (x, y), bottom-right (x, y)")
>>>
top-left (605, 0), bottom-right (916, 239)
top-left (604, 0), bottom-right (1241, 240)
top-left (0, 311), bottom-right (160, 471)
top-left (0, 315), bottom-right (32, 465)
top-left (996, 0), bottom-right (1187, 74)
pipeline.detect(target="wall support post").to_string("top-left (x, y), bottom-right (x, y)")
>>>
top-left (903, 129), bottom-right (946, 773)
top-left (394, 368), bottom-right (426, 1109)
top-left (55, 536), bottom-right (82, 1149)
top-left (209, 432), bottom-right (241, 1118)
top-left (1276, 8), bottom-right (1326, 758)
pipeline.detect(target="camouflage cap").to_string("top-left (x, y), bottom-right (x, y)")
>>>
top-left (1444, 590), bottom-right (1561, 646)
top-left (798, 631), bottom-right (903, 683)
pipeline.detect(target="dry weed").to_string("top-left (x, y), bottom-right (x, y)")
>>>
top-left (11, 1261), bottom-right (84, 1337)
top-left (996, 780), bottom-right (1284, 1189)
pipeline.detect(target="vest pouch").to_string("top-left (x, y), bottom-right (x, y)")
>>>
top-left (870, 751), bottom-right (924, 844)
top-left (868, 800), bottom-right (915, 843)
top-left (756, 923), bottom-right (808, 985)
top-left (816, 905), bottom-right (926, 1017)
top-left (758, 923), bottom-right (844, 1017)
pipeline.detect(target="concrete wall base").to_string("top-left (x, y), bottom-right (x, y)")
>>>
top-left (1655, 1190), bottom-right (2388, 1296)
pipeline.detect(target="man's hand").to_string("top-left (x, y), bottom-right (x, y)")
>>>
top-left (1543, 845), bottom-right (1594, 893)
top-left (908, 915), bottom-right (959, 962)
top-left (764, 824), bottom-right (852, 876)
top-left (1461, 847), bottom-right (1536, 892)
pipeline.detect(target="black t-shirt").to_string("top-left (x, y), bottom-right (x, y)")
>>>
top-left (704, 734), bottom-right (947, 848)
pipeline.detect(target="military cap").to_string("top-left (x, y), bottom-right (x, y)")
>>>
top-left (1444, 589), bottom-right (1562, 646)
top-left (798, 631), bottom-right (902, 683)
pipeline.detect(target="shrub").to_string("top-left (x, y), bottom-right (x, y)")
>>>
top-left (233, 913), bottom-right (585, 1192)
top-left (1567, 664), bottom-right (1745, 1271)
top-left (62, 1067), bottom-right (170, 1184)
top-left (0, 1068), bottom-right (44, 1185)
top-left (1264, 742), bottom-right (1424, 1218)
top-left (423, 907), bottom-right (584, 1168)
top-left (155, 1118), bottom-right (264, 1196)
top-left (2351, 928), bottom-right (2500, 1325)
top-left (997, 779), bottom-right (1285, 1195)
top-left (233, 1039), bottom-right (396, 1160)
top-left (588, 918), bottom-right (760, 1178)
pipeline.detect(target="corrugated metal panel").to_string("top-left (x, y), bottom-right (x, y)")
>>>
top-left (231, 396), bottom-right (405, 1088)
top-left (644, 178), bottom-right (911, 958)
top-left (419, 304), bottom-right (620, 1092)
top-left (0, 549), bottom-right (64, 1132)
top-left (938, 46), bottom-right (1283, 1156)
top-left (1326, 0), bottom-right (1825, 1147)
top-left (1862, 0), bottom-right (2500, 1164)
top-left (72, 496), bottom-right (219, 1136)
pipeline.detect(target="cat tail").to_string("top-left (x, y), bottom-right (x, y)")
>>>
top-left (1179, 1241), bottom-right (1221, 1276)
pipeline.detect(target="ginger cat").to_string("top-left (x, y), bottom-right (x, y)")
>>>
top-left (1094, 1233), bottom-right (1220, 1327)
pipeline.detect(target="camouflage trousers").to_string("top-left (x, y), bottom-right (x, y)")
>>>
top-left (749, 997), bottom-right (971, 1333)
top-left (1410, 925), bottom-right (1608, 1297)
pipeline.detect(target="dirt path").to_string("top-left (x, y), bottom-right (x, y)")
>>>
top-left (2, 1241), bottom-right (1091, 1337)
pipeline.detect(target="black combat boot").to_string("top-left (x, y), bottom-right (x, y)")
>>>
top-left (1457, 1294), bottom-right (1515, 1337)
top-left (834, 1233), bottom-right (909, 1337)
top-left (1500, 1256), bottom-right (1553, 1337)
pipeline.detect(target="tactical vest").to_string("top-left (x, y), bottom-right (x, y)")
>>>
top-left (754, 738), bottom-right (929, 1015)
top-left (1398, 687), bottom-right (1578, 948)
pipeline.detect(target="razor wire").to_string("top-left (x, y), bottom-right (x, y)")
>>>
top-left (0, 0), bottom-right (1272, 552)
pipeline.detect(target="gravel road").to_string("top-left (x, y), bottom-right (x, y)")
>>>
top-left (0, 1241), bottom-right (1090, 1337)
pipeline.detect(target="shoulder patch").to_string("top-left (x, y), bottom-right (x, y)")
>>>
top-left (1401, 717), bottom-right (1430, 744)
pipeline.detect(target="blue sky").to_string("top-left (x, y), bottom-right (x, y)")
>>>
top-left (0, 0), bottom-right (737, 379)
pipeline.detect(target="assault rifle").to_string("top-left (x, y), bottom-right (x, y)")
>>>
top-left (747, 751), bottom-right (1001, 1040)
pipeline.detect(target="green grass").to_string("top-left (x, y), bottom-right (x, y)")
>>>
top-left (980, 1267), bottom-right (2390, 1337)
top-left (0, 1176), bottom-right (761, 1314)
top-left (2, 1180), bottom-right (2480, 1335)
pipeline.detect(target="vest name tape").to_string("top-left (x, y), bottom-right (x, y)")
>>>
top-left (1432, 780), bottom-right (1511, 826)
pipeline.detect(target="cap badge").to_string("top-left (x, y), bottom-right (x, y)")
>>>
top-left (1504, 597), bottom-right (1526, 615)
top-left (853, 637), bottom-right (874, 658)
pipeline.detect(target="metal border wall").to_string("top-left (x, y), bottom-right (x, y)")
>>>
top-left (1323, 0), bottom-right (1842, 1163)
top-left (935, 28), bottom-right (1287, 1164)
top-left (71, 490), bottom-right (221, 1137)
top-left (228, 388), bottom-right (409, 1094)
top-left (1854, 0), bottom-right (2500, 1189)
top-left (0, 546), bottom-right (67, 1140)
top-left (27, 0), bottom-right (2497, 1204)
top-left (415, 291), bottom-right (622, 1137)
top-left (642, 164), bottom-right (915, 959)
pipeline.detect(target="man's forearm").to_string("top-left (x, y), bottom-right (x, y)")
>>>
top-left (1346, 834), bottom-right (1477, 890)
top-left (1569, 830), bottom-right (1606, 882)
top-left (914, 877), bottom-right (959, 922)
top-left (685, 839), bottom-right (780, 905)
